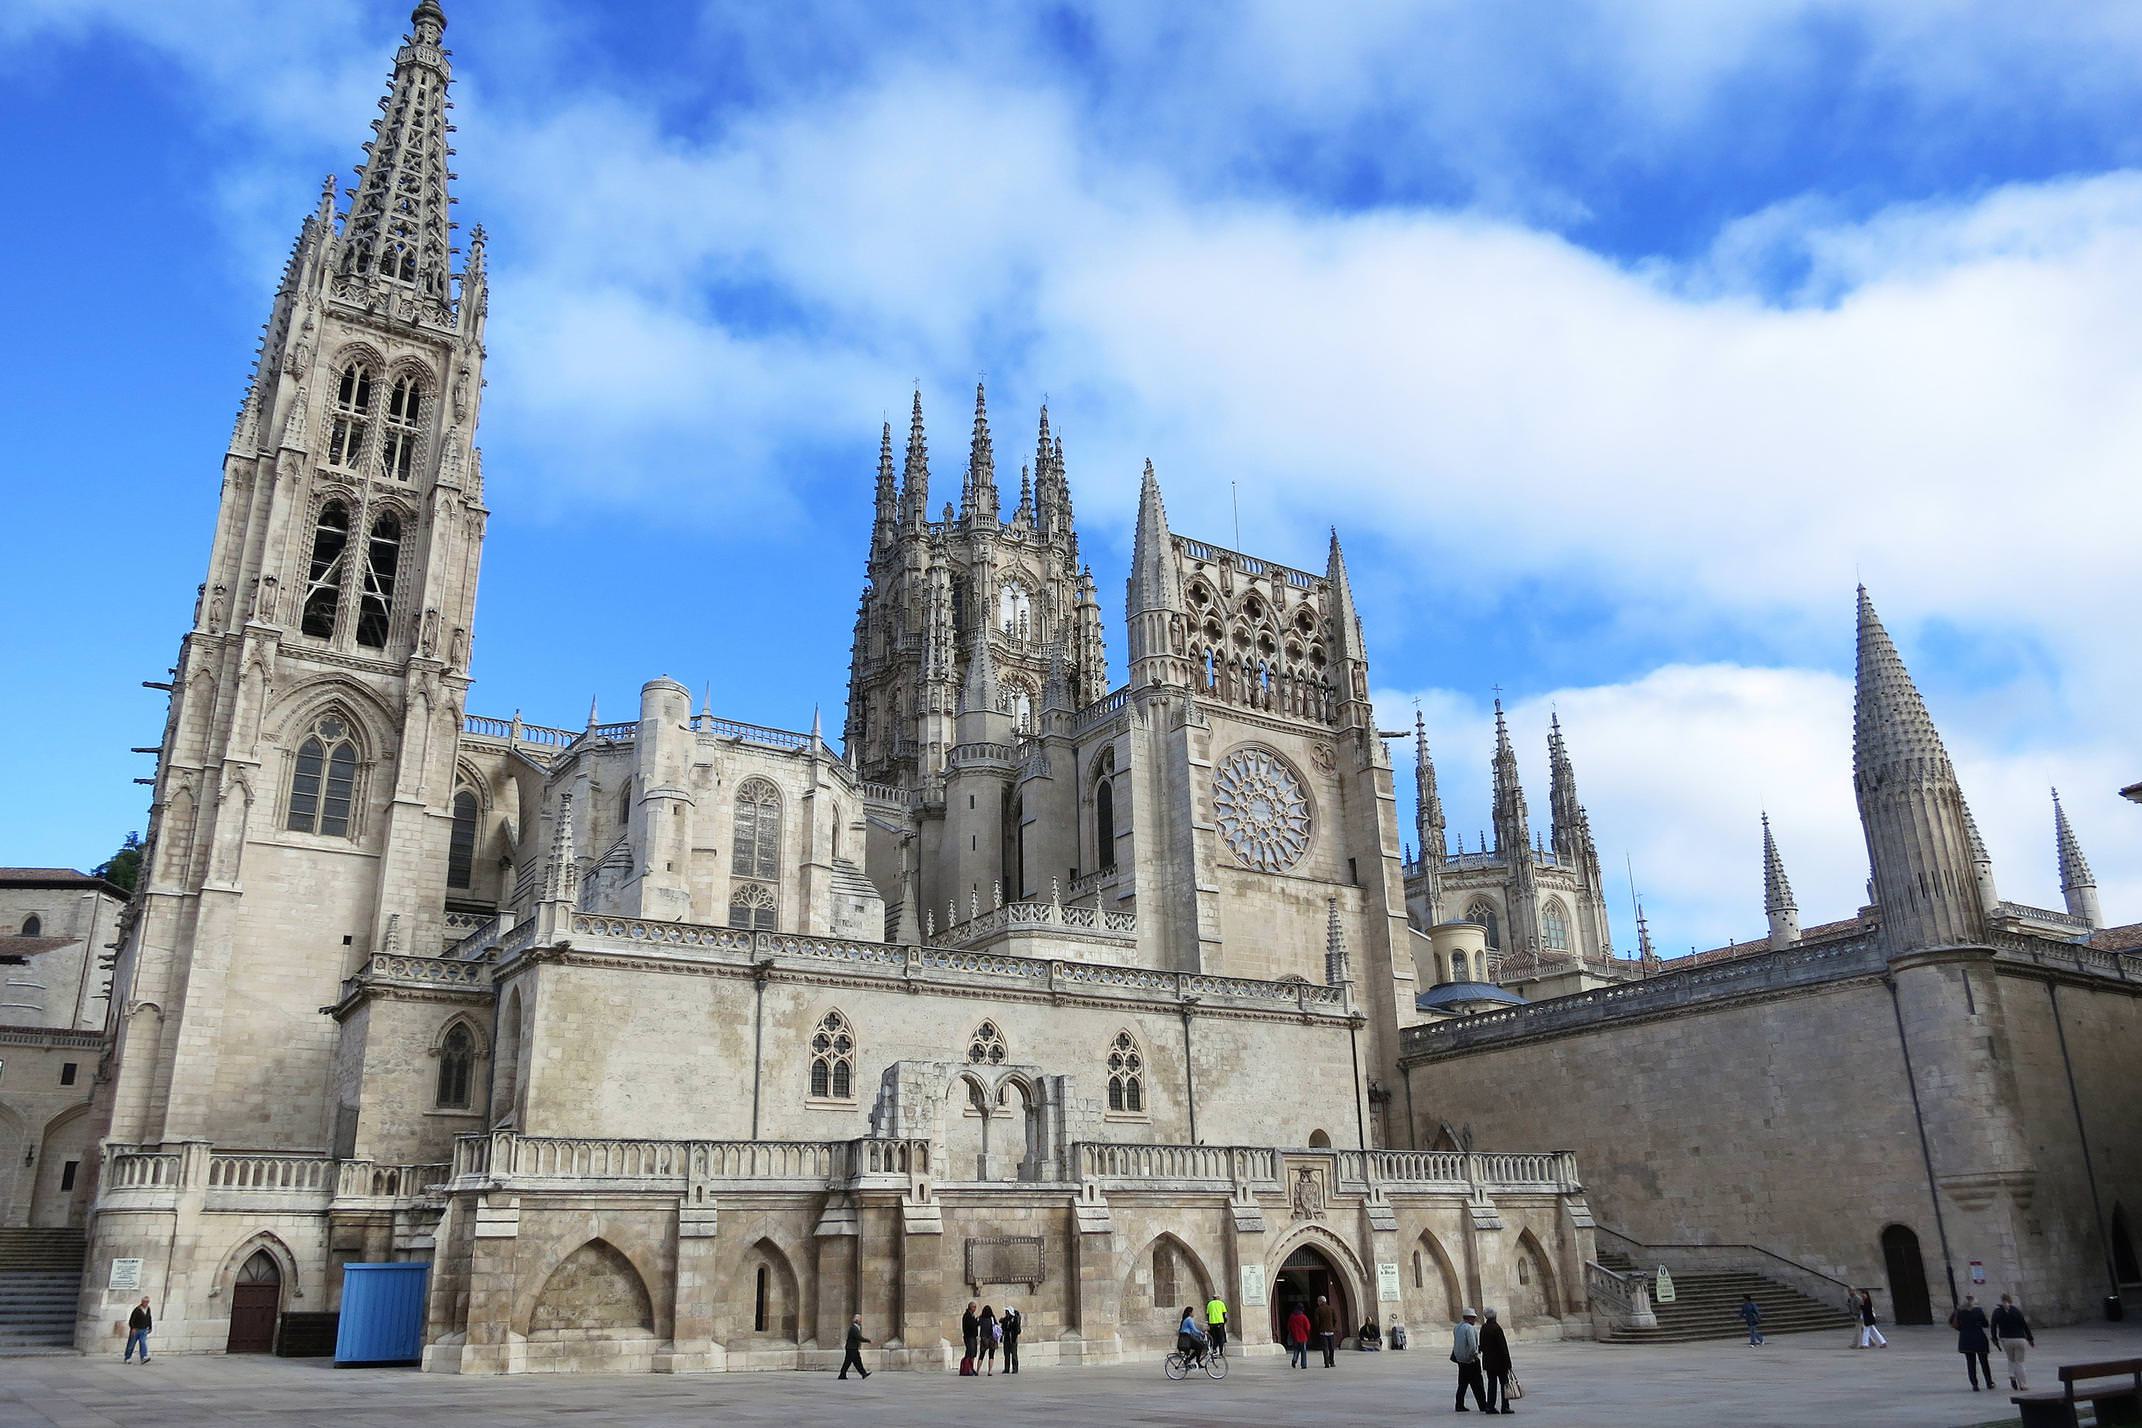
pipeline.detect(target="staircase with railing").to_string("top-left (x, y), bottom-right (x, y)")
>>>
top-left (1592, 1247), bottom-right (1855, 1344)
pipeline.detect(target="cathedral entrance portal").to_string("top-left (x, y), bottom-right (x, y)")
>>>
top-left (1880, 1224), bottom-right (1933, 1325)
top-left (1270, 1244), bottom-right (1350, 1347)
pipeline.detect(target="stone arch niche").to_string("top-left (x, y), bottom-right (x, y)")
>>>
top-left (727, 1236), bottom-right (802, 1351)
top-left (1121, 1232), bottom-right (1216, 1350)
top-left (1507, 1226), bottom-right (1561, 1323)
top-left (1414, 1226), bottom-right (1464, 1325)
top-left (1267, 1231), bottom-right (1360, 1349)
top-left (526, 1238), bottom-right (658, 1370)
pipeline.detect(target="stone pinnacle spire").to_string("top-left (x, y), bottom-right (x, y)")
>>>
top-left (1324, 897), bottom-right (1352, 987)
top-left (1762, 813), bottom-right (1801, 949)
top-left (2053, 788), bottom-right (2102, 927)
top-left (1015, 463), bottom-right (1034, 528)
top-left (1414, 710), bottom-right (1447, 922)
top-left (872, 419), bottom-right (897, 548)
top-left (901, 390), bottom-right (929, 524)
top-left (543, 792), bottom-right (579, 905)
top-left (1491, 700), bottom-right (1531, 859)
top-left (962, 380), bottom-right (997, 522)
top-left (1127, 459), bottom-right (1185, 688)
top-left (1852, 586), bottom-right (1985, 951)
top-left (339, 1), bottom-right (458, 311)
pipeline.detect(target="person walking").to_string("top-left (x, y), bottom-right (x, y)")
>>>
top-left (1205, 1290), bottom-right (1229, 1357)
top-left (1951, 1296), bottom-right (1993, 1391)
top-left (1479, 1307), bottom-right (1513, 1414)
top-left (979, 1304), bottom-right (1000, 1375)
top-left (123, 1298), bottom-right (153, 1363)
top-left (838, 1314), bottom-right (871, 1380)
top-left (1739, 1293), bottom-right (1765, 1346)
top-left (1001, 1303), bottom-right (1022, 1374)
top-left (1285, 1303), bottom-right (1313, 1369)
top-left (1856, 1290), bottom-right (1888, 1349)
top-left (1314, 1293), bottom-right (1339, 1367)
top-left (960, 1300), bottom-right (980, 1376)
top-left (1451, 1307), bottom-right (1490, 1413)
top-left (1990, 1294), bottom-right (2034, 1391)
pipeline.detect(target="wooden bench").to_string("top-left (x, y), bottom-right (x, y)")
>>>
top-left (2011, 1357), bottom-right (2142, 1428)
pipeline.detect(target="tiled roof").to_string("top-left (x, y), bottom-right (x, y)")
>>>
top-left (1674, 916), bottom-right (1869, 967)
top-left (0, 935), bottom-right (79, 959)
top-left (2091, 922), bottom-right (2142, 953)
top-left (0, 868), bottom-right (128, 895)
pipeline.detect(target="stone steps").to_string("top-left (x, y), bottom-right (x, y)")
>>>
top-left (0, 1231), bottom-right (85, 1352)
top-left (1596, 1251), bottom-right (1854, 1345)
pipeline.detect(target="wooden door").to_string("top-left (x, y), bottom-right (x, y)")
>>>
top-left (227, 1283), bottom-right (279, 1352)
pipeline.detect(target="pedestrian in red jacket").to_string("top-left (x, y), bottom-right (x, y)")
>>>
top-left (1285, 1305), bottom-right (1314, 1369)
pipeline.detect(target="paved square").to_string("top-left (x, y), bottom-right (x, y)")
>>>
top-left (5, 1322), bottom-right (2138, 1428)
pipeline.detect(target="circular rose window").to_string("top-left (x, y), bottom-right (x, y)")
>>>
top-left (1213, 748), bottom-right (1311, 872)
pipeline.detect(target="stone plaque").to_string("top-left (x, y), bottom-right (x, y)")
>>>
top-left (108, 1258), bottom-right (143, 1291)
top-left (1241, 1263), bottom-right (1268, 1307)
top-left (965, 1235), bottom-right (1045, 1288)
top-left (1377, 1261), bottom-right (1402, 1304)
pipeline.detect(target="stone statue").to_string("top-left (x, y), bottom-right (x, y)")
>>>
top-left (1291, 1166), bottom-right (1324, 1222)
top-left (208, 585), bottom-right (227, 628)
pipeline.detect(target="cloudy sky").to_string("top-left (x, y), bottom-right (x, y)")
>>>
top-left (2, 0), bottom-right (2135, 952)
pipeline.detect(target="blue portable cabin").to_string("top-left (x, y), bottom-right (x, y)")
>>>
top-left (335, 1262), bottom-right (430, 1366)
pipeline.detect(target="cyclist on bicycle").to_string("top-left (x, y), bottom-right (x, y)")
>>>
top-left (1176, 1306), bottom-right (1210, 1368)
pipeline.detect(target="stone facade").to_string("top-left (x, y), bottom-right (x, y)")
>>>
top-left (65, 2), bottom-right (1592, 1371)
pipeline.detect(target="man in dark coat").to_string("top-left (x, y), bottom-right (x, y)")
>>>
top-left (1990, 1294), bottom-right (2034, 1391)
top-left (838, 1314), bottom-right (871, 1379)
top-left (1001, 1304), bottom-right (1022, 1373)
top-left (123, 1298), bottom-right (153, 1363)
top-left (1479, 1307), bottom-right (1514, 1414)
top-left (960, 1301), bottom-right (980, 1375)
top-left (1952, 1296), bottom-right (1993, 1391)
top-left (1313, 1294), bottom-right (1339, 1367)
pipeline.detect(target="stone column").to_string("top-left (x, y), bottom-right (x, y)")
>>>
top-left (657, 1186), bottom-right (721, 1373)
top-left (455, 1193), bottom-right (523, 1375)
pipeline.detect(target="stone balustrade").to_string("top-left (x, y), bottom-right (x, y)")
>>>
top-left (103, 1145), bottom-right (185, 1191)
top-left (1071, 685), bottom-right (1130, 736)
top-left (1074, 1142), bottom-right (1278, 1187)
top-left (456, 1132), bottom-right (934, 1190)
top-left (207, 1153), bottom-right (335, 1195)
top-left (1585, 1260), bottom-right (1658, 1333)
top-left (335, 1160), bottom-right (450, 1200)
top-left (934, 896), bottom-right (1138, 951)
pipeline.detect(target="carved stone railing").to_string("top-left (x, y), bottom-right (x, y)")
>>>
top-left (1585, 1261), bottom-right (1658, 1334)
top-left (334, 1160), bottom-right (449, 1200)
top-left (1403, 936), bottom-right (1887, 1058)
top-left (935, 894), bottom-right (1138, 951)
top-left (1173, 536), bottom-right (1320, 590)
top-left (1359, 1150), bottom-right (1470, 1185)
top-left (570, 914), bottom-right (753, 951)
top-left (457, 1132), bottom-right (933, 1190)
top-left (1075, 1142), bottom-right (1278, 1188)
top-left (1063, 865), bottom-right (1120, 904)
top-left (103, 1144), bottom-right (184, 1191)
top-left (1990, 932), bottom-right (2142, 982)
top-left (1472, 1151), bottom-right (1578, 1192)
top-left (858, 780), bottom-right (914, 809)
top-left (948, 741), bottom-right (1016, 768)
top-left (0, 1027), bottom-right (105, 1049)
top-left (1071, 685), bottom-right (1130, 737)
top-left (445, 910), bottom-right (511, 959)
top-left (207, 1153), bottom-right (334, 1194)
top-left (691, 713), bottom-right (837, 758)
top-left (340, 952), bottom-right (489, 1006)
top-left (463, 714), bottom-right (578, 749)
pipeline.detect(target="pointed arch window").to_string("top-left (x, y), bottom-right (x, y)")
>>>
top-left (301, 502), bottom-right (350, 638)
top-left (19, 915), bottom-right (41, 936)
top-left (287, 714), bottom-right (359, 838)
top-left (808, 1010), bottom-right (855, 1101)
top-left (447, 789), bottom-right (479, 889)
top-left (355, 512), bottom-right (402, 649)
top-left (436, 1023), bottom-right (475, 1109)
top-left (380, 373), bottom-right (423, 481)
top-left (1542, 899), bottom-right (1570, 953)
top-left (326, 361), bottom-right (374, 469)
top-left (732, 779), bottom-right (781, 881)
top-left (966, 1020), bottom-right (1007, 1066)
top-left (1106, 1030), bottom-right (1144, 1114)
top-left (1465, 900), bottom-right (1500, 951)
top-left (728, 881), bottom-right (776, 932)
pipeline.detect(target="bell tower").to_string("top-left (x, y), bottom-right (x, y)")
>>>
top-left (110, 0), bottom-right (490, 1153)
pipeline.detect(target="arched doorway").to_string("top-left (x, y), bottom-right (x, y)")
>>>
top-left (2112, 1204), bottom-right (2140, 1285)
top-left (1880, 1225), bottom-right (1933, 1325)
top-left (226, 1250), bottom-right (282, 1353)
top-left (1270, 1243), bottom-right (1352, 1347)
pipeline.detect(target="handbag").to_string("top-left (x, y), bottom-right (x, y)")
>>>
top-left (1507, 1375), bottom-right (1525, 1401)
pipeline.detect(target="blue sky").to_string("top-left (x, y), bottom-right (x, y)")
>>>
top-left (2, 0), bottom-right (2136, 951)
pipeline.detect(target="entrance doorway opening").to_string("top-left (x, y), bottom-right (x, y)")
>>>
top-left (1880, 1224), bottom-right (1933, 1325)
top-left (2113, 1204), bottom-right (2140, 1286)
top-left (226, 1249), bottom-right (283, 1353)
top-left (1270, 1243), bottom-right (1352, 1347)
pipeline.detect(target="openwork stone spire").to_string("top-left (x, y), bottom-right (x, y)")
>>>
top-left (1491, 700), bottom-right (1531, 860)
top-left (872, 420), bottom-right (897, 549)
top-left (543, 792), bottom-right (579, 905)
top-left (962, 380), bottom-right (997, 522)
top-left (2053, 788), bottom-right (2102, 927)
top-left (1852, 586), bottom-right (1984, 951)
top-left (1762, 812), bottom-right (1800, 949)
top-left (339, 1), bottom-right (457, 311)
top-left (1127, 459), bottom-right (1185, 688)
top-left (1324, 897), bottom-right (1352, 987)
top-left (1414, 711), bottom-right (1446, 922)
top-left (901, 390), bottom-right (929, 523)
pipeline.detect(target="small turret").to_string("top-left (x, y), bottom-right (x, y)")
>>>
top-left (1762, 812), bottom-right (1800, 949)
top-left (2053, 788), bottom-right (2102, 928)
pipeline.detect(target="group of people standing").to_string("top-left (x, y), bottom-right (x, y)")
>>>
top-left (1278, 1295), bottom-right (1343, 1367)
top-left (959, 1301), bottom-right (1022, 1375)
top-left (1448, 1306), bottom-right (1516, 1413)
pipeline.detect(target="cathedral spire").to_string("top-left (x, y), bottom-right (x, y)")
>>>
top-left (1762, 812), bottom-right (1800, 949)
top-left (2053, 788), bottom-right (2102, 928)
top-left (1414, 711), bottom-right (1447, 922)
top-left (1547, 714), bottom-right (1596, 862)
top-left (872, 419), bottom-right (897, 552)
top-left (542, 792), bottom-right (579, 906)
top-left (1324, 897), bottom-right (1352, 988)
top-left (962, 380), bottom-right (998, 523)
top-left (1491, 700), bottom-right (1531, 860)
top-left (1325, 529), bottom-right (1373, 726)
top-left (1852, 586), bottom-right (1985, 951)
top-left (339, 1), bottom-right (458, 312)
top-left (901, 390), bottom-right (929, 525)
top-left (1015, 463), bottom-right (1034, 528)
top-left (1127, 459), bottom-right (1186, 689)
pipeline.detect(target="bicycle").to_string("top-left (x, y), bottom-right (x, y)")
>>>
top-left (1164, 1344), bottom-right (1228, 1380)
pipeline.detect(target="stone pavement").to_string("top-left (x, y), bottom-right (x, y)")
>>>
top-left (4, 1322), bottom-right (2138, 1427)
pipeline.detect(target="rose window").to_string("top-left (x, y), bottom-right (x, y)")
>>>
top-left (1213, 748), bottom-right (1311, 872)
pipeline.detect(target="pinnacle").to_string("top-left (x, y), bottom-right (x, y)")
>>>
top-left (1852, 585), bottom-right (1955, 783)
top-left (1762, 813), bottom-right (1796, 912)
top-left (2053, 788), bottom-right (2096, 891)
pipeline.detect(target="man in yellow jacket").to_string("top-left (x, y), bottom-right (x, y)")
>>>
top-left (1205, 1292), bottom-right (1230, 1355)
